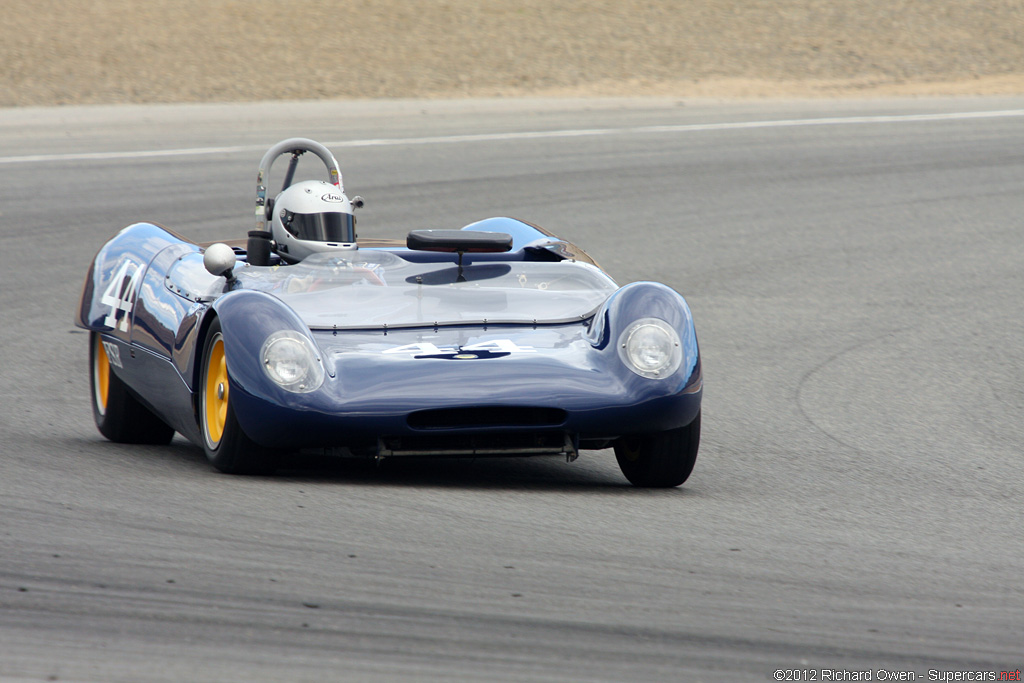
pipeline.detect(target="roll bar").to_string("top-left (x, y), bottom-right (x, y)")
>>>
top-left (254, 138), bottom-right (344, 233)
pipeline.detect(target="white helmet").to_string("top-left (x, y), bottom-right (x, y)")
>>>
top-left (271, 179), bottom-right (356, 262)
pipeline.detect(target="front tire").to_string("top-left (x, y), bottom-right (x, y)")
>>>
top-left (90, 332), bottom-right (175, 445)
top-left (614, 411), bottom-right (701, 488)
top-left (199, 318), bottom-right (277, 475)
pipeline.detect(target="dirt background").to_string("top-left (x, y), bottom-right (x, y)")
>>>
top-left (2, 0), bottom-right (1023, 107)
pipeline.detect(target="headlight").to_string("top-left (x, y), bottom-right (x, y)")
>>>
top-left (617, 318), bottom-right (683, 379)
top-left (260, 330), bottom-right (324, 393)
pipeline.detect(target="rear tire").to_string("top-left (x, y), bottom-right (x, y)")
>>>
top-left (199, 318), bottom-right (278, 475)
top-left (90, 332), bottom-right (175, 445)
top-left (614, 411), bottom-right (700, 488)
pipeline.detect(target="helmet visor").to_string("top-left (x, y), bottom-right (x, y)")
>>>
top-left (285, 211), bottom-right (356, 243)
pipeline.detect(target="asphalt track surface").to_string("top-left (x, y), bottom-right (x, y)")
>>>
top-left (1, 97), bottom-right (1023, 682)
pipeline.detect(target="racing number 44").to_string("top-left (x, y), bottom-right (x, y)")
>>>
top-left (100, 259), bottom-right (142, 332)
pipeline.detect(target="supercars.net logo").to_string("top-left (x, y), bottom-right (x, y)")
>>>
top-left (772, 669), bottom-right (1021, 682)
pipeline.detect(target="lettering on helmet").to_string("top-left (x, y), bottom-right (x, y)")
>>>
top-left (321, 193), bottom-right (345, 203)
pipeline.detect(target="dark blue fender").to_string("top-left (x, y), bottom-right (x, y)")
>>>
top-left (210, 290), bottom-right (327, 443)
top-left (460, 217), bottom-right (601, 266)
top-left (462, 217), bottom-right (555, 249)
top-left (587, 280), bottom-right (701, 394)
top-left (77, 222), bottom-right (219, 444)
top-left (77, 223), bottom-right (193, 337)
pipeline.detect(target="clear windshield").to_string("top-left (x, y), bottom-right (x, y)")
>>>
top-left (236, 250), bottom-right (617, 329)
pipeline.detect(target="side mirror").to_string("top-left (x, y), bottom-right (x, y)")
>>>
top-left (204, 243), bottom-right (237, 282)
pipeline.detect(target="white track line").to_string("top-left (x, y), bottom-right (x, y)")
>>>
top-left (2, 109), bottom-right (1023, 165)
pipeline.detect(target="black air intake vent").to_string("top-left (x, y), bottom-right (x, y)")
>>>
top-left (408, 406), bottom-right (567, 431)
top-left (380, 432), bottom-right (573, 457)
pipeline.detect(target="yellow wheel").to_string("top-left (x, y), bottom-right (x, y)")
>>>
top-left (89, 332), bottom-right (175, 444)
top-left (198, 318), bottom-right (277, 475)
top-left (93, 333), bottom-right (110, 416)
top-left (203, 333), bottom-right (228, 449)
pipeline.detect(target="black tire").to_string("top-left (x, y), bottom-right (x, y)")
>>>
top-left (198, 318), bottom-right (278, 475)
top-left (90, 332), bottom-right (175, 445)
top-left (614, 411), bottom-right (701, 488)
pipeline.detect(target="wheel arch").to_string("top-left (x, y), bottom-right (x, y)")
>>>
top-left (204, 289), bottom-right (318, 402)
top-left (587, 281), bottom-right (701, 392)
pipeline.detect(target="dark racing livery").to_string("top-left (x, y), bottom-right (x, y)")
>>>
top-left (77, 139), bottom-right (702, 486)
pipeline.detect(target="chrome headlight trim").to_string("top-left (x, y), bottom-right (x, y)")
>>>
top-left (260, 330), bottom-right (325, 393)
top-left (617, 317), bottom-right (683, 379)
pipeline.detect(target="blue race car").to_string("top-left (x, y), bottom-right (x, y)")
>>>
top-left (77, 139), bottom-right (702, 486)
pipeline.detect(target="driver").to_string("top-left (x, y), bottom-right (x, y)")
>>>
top-left (270, 179), bottom-right (357, 263)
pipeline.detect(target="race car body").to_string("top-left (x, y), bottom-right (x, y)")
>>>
top-left (77, 139), bottom-right (702, 486)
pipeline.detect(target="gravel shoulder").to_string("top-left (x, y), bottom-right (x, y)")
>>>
top-left (3, 0), bottom-right (1023, 107)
